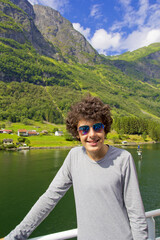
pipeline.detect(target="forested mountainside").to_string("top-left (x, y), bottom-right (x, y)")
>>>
top-left (0, 0), bottom-right (160, 124)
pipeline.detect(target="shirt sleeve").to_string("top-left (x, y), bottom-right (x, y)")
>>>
top-left (123, 153), bottom-right (148, 240)
top-left (5, 152), bottom-right (73, 240)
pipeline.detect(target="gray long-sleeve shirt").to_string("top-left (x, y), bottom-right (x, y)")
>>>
top-left (5, 145), bottom-right (148, 240)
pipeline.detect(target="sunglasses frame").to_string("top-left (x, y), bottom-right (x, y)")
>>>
top-left (78, 122), bottom-right (104, 135)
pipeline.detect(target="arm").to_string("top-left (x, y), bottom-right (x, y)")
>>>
top-left (4, 153), bottom-right (72, 240)
top-left (123, 154), bottom-right (148, 240)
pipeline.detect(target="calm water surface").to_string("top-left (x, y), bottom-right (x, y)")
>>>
top-left (0, 144), bottom-right (160, 238)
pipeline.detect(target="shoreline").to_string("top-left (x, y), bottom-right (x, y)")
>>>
top-left (2, 141), bottom-right (158, 151)
top-left (30, 141), bottom-right (156, 149)
top-left (30, 146), bottom-right (75, 150)
top-left (113, 141), bottom-right (156, 146)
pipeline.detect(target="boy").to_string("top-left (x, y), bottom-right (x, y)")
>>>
top-left (1, 95), bottom-right (148, 240)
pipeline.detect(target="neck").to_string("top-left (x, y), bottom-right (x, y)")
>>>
top-left (86, 144), bottom-right (109, 161)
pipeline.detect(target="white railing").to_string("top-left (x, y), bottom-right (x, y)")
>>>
top-left (30, 209), bottom-right (160, 240)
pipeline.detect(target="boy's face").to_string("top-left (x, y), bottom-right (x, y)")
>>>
top-left (77, 119), bottom-right (107, 161)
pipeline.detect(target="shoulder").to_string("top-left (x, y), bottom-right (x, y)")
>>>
top-left (69, 146), bottom-right (84, 156)
top-left (64, 146), bottom-right (85, 171)
top-left (65, 146), bottom-right (84, 162)
top-left (109, 145), bottom-right (132, 158)
top-left (108, 145), bottom-right (133, 167)
top-left (60, 147), bottom-right (83, 171)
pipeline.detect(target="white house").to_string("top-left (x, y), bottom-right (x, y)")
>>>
top-left (18, 129), bottom-right (28, 136)
top-left (55, 131), bottom-right (63, 136)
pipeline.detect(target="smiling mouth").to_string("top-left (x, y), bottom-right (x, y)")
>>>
top-left (87, 139), bottom-right (100, 145)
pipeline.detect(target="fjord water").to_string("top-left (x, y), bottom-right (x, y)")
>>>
top-left (0, 144), bottom-right (160, 238)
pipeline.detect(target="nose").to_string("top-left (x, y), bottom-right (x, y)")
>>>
top-left (88, 126), bottom-right (96, 137)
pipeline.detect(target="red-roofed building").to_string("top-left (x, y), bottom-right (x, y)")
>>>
top-left (18, 129), bottom-right (28, 136)
top-left (28, 131), bottom-right (38, 136)
top-left (17, 129), bottom-right (39, 136)
top-left (2, 130), bottom-right (12, 134)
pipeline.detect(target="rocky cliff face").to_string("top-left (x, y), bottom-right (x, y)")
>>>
top-left (9, 0), bottom-right (35, 18)
top-left (1, 0), bottom-right (101, 63)
top-left (0, 0), bottom-right (60, 59)
top-left (33, 5), bottom-right (101, 64)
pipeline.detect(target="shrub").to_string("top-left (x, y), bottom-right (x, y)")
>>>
top-left (64, 132), bottom-right (74, 141)
top-left (18, 137), bottom-right (26, 142)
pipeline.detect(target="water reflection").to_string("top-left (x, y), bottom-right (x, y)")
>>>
top-left (18, 149), bottom-right (30, 157)
top-left (0, 145), bottom-right (160, 238)
top-left (137, 145), bottom-right (143, 176)
top-left (137, 158), bottom-right (142, 176)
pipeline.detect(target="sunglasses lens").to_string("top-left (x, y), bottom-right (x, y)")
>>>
top-left (93, 123), bottom-right (104, 132)
top-left (79, 125), bottom-right (90, 135)
top-left (78, 123), bottom-right (104, 135)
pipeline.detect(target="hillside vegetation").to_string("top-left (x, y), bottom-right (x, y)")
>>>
top-left (0, 37), bottom-right (160, 123)
top-left (0, 0), bottom-right (160, 128)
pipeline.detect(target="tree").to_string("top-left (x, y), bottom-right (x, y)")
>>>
top-left (142, 132), bottom-right (147, 141)
top-left (25, 139), bottom-right (30, 146)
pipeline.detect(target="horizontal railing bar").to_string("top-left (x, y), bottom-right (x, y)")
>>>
top-left (145, 209), bottom-right (160, 218)
top-left (30, 229), bottom-right (77, 240)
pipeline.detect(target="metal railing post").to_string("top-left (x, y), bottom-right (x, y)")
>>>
top-left (146, 209), bottom-right (160, 240)
top-left (147, 217), bottom-right (155, 240)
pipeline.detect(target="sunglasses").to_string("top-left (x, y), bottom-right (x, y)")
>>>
top-left (78, 123), bottom-right (104, 135)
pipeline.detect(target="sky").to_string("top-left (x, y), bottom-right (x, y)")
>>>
top-left (27, 0), bottom-right (160, 56)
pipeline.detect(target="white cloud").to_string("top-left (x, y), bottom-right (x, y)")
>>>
top-left (119, 0), bottom-right (131, 7)
top-left (90, 29), bottom-right (121, 54)
top-left (122, 28), bottom-right (160, 52)
top-left (146, 29), bottom-right (160, 43)
top-left (90, 4), bottom-right (102, 19)
top-left (28, 0), bottom-right (38, 4)
top-left (73, 23), bottom-right (91, 39)
top-left (104, 0), bottom-right (160, 55)
top-left (28, 0), bottom-right (69, 13)
top-left (111, 0), bottom-right (149, 31)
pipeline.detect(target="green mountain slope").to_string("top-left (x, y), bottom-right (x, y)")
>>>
top-left (0, 0), bottom-right (160, 124)
top-left (103, 43), bottom-right (160, 88)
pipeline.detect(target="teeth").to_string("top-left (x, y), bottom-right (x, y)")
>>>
top-left (88, 140), bottom-right (98, 143)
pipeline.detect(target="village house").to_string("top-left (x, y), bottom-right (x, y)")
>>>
top-left (17, 129), bottom-right (39, 137)
top-left (28, 130), bottom-right (39, 136)
top-left (0, 129), bottom-right (12, 134)
top-left (55, 131), bottom-right (63, 136)
top-left (3, 139), bottom-right (13, 145)
top-left (41, 130), bottom-right (48, 135)
top-left (17, 129), bottom-right (28, 137)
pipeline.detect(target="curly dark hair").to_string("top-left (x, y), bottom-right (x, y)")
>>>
top-left (66, 94), bottom-right (113, 140)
